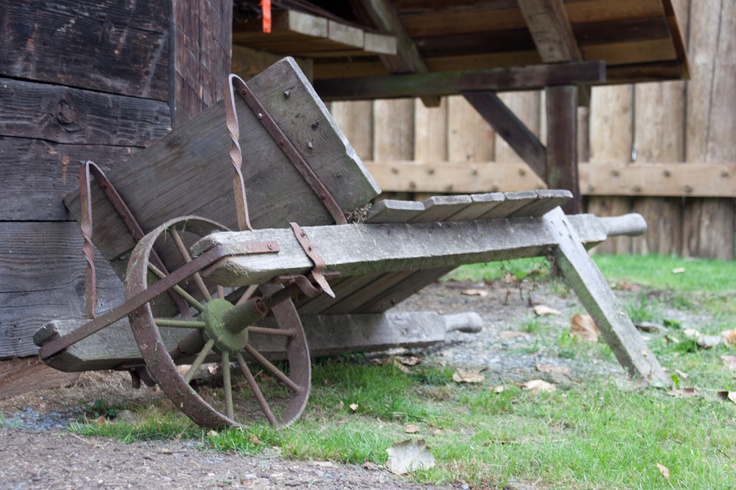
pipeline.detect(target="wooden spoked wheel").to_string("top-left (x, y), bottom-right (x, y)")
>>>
top-left (125, 216), bottom-right (311, 429)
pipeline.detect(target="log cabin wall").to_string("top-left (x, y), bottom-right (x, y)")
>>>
top-left (330, 0), bottom-right (735, 260)
top-left (0, 0), bottom-right (231, 359)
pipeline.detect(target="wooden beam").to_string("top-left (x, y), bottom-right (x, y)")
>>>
top-left (463, 91), bottom-right (547, 180)
top-left (231, 45), bottom-right (314, 82)
top-left (517, 0), bottom-right (582, 62)
top-left (546, 85), bottom-right (580, 213)
top-left (364, 161), bottom-right (546, 193)
top-left (315, 61), bottom-right (605, 100)
top-left (362, 161), bottom-right (736, 198)
top-left (352, 0), bottom-right (441, 107)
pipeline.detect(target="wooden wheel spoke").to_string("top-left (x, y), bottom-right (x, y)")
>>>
top-left (235, 284), bottom-right (259, 306)
top-left (244, 344), bottom-right (301, 393)
top-left (154, 318), bottom-right (206, 328)
top-left (147, 262), bottom-right (205, 312)
top-left (217, 285), bottom-right (225, 300)
top-left (236, 352), bottom-right (277, 425)
top-left (222, 351), bottom-right (234, 420)
top-left (184, 338), bottom-right (215, 383)
top-left (168, 227), bottom-right (212, 301)
top-left (246, 326), bottom-right (295, 338)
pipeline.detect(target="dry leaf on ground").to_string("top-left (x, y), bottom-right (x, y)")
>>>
top-left (499, 331), bottom-right (528, 339)
top-left (570, 314), bottom-right (600, 343)
top-left (493, 385), bottom-right (505, 394)
top-left (536, 365), bottom-right (571, 375)
top-left (248, 433), bottom-right (260, 446)
top-left (362, 461), bottom-right (379, 471)
top-left (404, 424), bottom-right (420, 434)
top-left (666, 388), bottom-right (699, 398)
top-left (721, 355), bottom-right (736, 371)
top-left (385, 439), bottom-right (436, 475)
top-left (674, 369), bottom-right (689, 379)
top-left (522, 379), bottom-right (556, 393)
top-left (533, 305), bottom-right (560, 316)
top-left (683, 328), bottom-right (701, 339)
top-left (385, 356), bottom-right (411, 374)
top-left (460, 288), bottom-right (489, 297)
top-left (349, 403), bottom-right (359, 412)
top-left (716, 391), bottom-right (736, 404)
top-left (721, 330), bottom-right (736, 346)
top-left (398, 356), bottom-right (422, 366)
top-left (453, 368), bottom-right (485, 384)
top-left (671, 267), bottom-right (686, 274)
top-left (657, 463), bottom-right (670, 478)
top-left (698, 335), bottom-right (722, 349)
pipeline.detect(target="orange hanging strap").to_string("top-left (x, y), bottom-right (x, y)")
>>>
top-left (260, 0), bottom-right (271, 33)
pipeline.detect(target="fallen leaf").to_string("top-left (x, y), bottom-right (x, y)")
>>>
top-left (453, 368), bottom-right (485, 384)
top-left (721, 355), bottom-right (736, 371)
top-left (398, 356), bottom-right (422, 366)
top-left (666, 388), bottom-right (699, 398)
top-left (683, 328), bottom-right (701, 339)
top-left (493, 385), bottom-right (505, 394)
top-left (636, 321), bottom-right (667, 334)
top-left (349, 403), bottom-right (359, 412)
top-left (533, 305), bottom-right (560, 316)
top-left (499, 330), bottom-right (527, 339)
top-left (698, 335), bottom-right (722, 349)
top-left (570, 314), bottom-right (600, 343)
top-left (248, 433), bottom-right (260, 446)
top-left (460, 288), bottom-right (489, 297)
top-left (536, 365), bottom-right (572, 375)
top-left (674, 369), bottom-right (689, 380)
top-left (722, 330), bottom-right (736, 346)
top-left (385, 439), bottom-right (436, 475)
top-left (657, 463), bottom-right (670, 478)
top-left (716, 391), bottom-right (736, 404)
top-left (207, 430), bottom-right (218, 437)
top-left (671, 267), bottom-right (686, 274)
top-left (615, 280), bottom-right (641, 292)
top-left (404, 424), bottom-right (420, 434)
top-left (522, 379), bottom-right (556, 393)
top-left (386, 356), bottom-right (411, 374)
top-left (369, 358), bottom-right (383, 365)
top-left (362, 461), bottom-right (379, 471)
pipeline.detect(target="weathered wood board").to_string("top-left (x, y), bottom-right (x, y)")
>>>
top-left (64, 57), bottom-right (381, 266)
top-left (0, 222), bottom-right (125, 358)
top-left (0, 358), bottom-right (81, 401)
top-left (1, 1), bottom-right (170, 101)
top-left (35, 312), bottom-right (482, 372)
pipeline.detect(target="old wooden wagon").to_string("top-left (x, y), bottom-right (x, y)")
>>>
top-left (34, 59), bottom-right (667, 428)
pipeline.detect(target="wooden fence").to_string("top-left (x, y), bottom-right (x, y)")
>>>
top-left (329, 0), bottom-right (735, 260)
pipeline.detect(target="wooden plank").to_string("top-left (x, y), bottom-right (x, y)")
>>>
top-left (545, 208), bottom-right (669, 386)
top-left (508, 189), bottom-right (573, 218)
top-left (0, 138), bottom-right (139, 221)
top-left (414, 98), bottom-right (448, 162)
top-left (587, 85), bottom-right (634, 254)
top-left (329, 101), bottom-right (373, 159)
top-left (0, 79), bottom-right (171, 146)
top-left (447, 193), bottom-right (506, 221)
top-left (517, 0), bottom-right (582, 62)
top-left (412, 195), bottom-right (473, 222)
top-left (352, 0), bottom-right (440, 107)
top-left (365, 200), bottom-right (425, 223)
top-left (35, 311), bottom-right (477, 371)
top-left (364, 161), bottom-right (547, 193)
top-left (373, 100), bottom-right (414, 161)
top-left (0, 1), bottom-right (169, 100)
top-left (197, 217), bottom-right (567, 287)
top-left (400, 6), bottom-right (527, 37)
top-left (0, 358), bottom-right (80, 401)
top-left (683, 0), bottom-right (736, 259)
top-left (64, 58), bottom-right (381, 263)
top-left (315, 61), bottom-right (606, 101)
top-left (0, 222), bottom-right (124, 359)
top-left (545, 86), bottom-right (580, 213)
top-left (364, 32), bottom-right (398, 55)
top-left (447, 95), bottom-right (495, 163)
top-left (463, 91), bottom-right (546, 180)
top-left (328, 20), bottom-right (364, 48)
top-left (171, 0), bottom-right (232, 127)
top-left (233, 9), bottom-right (328, 38)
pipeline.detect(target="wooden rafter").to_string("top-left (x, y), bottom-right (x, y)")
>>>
top-left (351, 0), bottom-right (440, 106)
top-left (517, 0), bottom-right (581, 63)
top-left (315, 61), bottom-right (604, 100)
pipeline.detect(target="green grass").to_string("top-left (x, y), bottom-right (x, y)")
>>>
top-left (70, 254), bottom-right (736, 489)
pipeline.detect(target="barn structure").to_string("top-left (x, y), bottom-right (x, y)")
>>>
top-left (0, 0), bottom-right (730, 393)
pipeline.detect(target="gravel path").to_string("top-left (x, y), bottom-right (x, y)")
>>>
top-left (1, 277), bottom-right (690, 489)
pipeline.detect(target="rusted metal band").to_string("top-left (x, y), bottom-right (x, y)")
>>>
top-left (233, 79), bottom-right (348, 225)
top-left (39, 240), bottom-right (279, 360)
top-left (225, 75), bottom-right (253, 231)
top-left (289, 222), bottom-right (335, 298)
top-left (77, 161), bottom-right (188, 317)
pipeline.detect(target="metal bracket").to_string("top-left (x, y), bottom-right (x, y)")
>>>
top-left (289, 222), bottom-right (335, 298)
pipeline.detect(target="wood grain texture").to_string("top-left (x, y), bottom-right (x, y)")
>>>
top-left (0, 0), bottom-right (169, 100)
top-left (171, 0), bottom-right (232, 127)
top-left (0, 358), bottom-right (80, 401)
top-left (64, 58), bottom-right (381, 263)
top-left (414, 98), bottom-right (448, 162)
top-left (0, 138), bottom-right (138, 221)
top-left (447, 95), bottom-right (495, 162)
top-left (587, 85), bottom-right (634, 254)
top-left (329, 101), bottom-right (374, 160)
top-left (545, 86), bottom-right (580, 213)
top-left (0, 222), bottom-right (125, 359)
top-left (546, 208), bottom-right (669, 386)
top-left (517, 0), bottom-right (582, 62)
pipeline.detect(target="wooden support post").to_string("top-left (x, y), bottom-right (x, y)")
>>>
top-left (544, 208), bottom-right (669, 387)
top-left (546, 85), bottom-right (580, 213)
